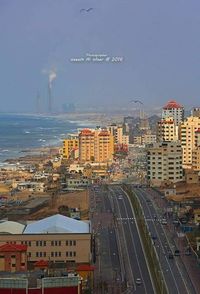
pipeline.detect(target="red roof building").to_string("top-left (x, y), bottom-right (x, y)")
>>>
top-left (162, 100), bottom-right (184, 126)
top-left (163, 100), bottom-right (183, 109)
top-left (0, 243), bottom-right (27, 272)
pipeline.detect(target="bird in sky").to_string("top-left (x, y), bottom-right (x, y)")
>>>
top-left (80, 8), bottom-right (93, 13)
top-left (130, 99), bottom-right (143, 105)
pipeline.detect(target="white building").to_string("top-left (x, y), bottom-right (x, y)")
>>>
top-left (162, 100), bottom-right (184, 126)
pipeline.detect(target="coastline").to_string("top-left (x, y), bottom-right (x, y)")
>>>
top-left (0, 111), bottom-right (123, 166)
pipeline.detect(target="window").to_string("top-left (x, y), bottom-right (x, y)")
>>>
top-left (11, 255), bottom-right (15, 258)
top-left (29, 241), bottom-right (31, 247)
top-left (70, 251), bottom-right (72, 257)
top-left (66, 240), bottom-right (69, 246)
top-left (44, 252), bottom-right (46, 257)
top-left (36, 241), bottom-right (39, 246)
top-left (73, 252), bottom-right (76, 257)
top-left (70, 240), bottom-right (72, 246)
top-left (36, 252), bottom-right (39, 257)
top-left (66, 252), bottom-right (69, 257)
top-left (51, 241), bottom-right (54, 246)
top-left (59, 241), bottom-right (61, 246)
top-left (73, 240), bottom-right (76, 246)
top-left (51, 252), bottom-right (54, 257)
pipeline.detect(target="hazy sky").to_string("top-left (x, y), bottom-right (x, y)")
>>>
top-left (0, 0), bottom-right (200, 112)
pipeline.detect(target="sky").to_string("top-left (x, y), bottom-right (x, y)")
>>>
top-left (0, 0), bottom-right (200, 113)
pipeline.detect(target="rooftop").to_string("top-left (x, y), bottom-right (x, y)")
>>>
top-left (163, 100), bottom-right (183, 110)
top-left (0, 243), bottom-right (27, 252)
top-left (0, 221), bottom-right (25, 234)
top-left (23, 214), bottom-right (90, 234)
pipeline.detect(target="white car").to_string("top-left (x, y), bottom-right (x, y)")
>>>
top-left (161, 218), bottom-right (167, 225)
top-left (136, 278), bottom-right (142, 285)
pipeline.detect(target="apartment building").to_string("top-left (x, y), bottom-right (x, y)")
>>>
top-left (0, 215), bottom-right (91, 266)
top-left (108, 124), bottom-right (129, 145)
top-left (192, 107), bottom-right (200, 117)
top-left (192, 128), bottom-right (200, 171)
top-left (162, 100), bottom-right (184, 126)
top-left (180, 116), bottom-right (200, 167)
top-left (147, 141), bottom-right (183, 187)
top-left (63, 136), bottom-right (79, 159)
top-left (79, 129), bottom-right (114, 163)
top-left (157, 117), bottom-right (178, 142)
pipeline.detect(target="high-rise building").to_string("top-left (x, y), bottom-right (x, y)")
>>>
top-left (192, 128), bottom-right (200, 171)
top-left (192, 107), bottom-right (200, 117)
top-left (79, 129), bottom-right (114, 163)
top-left (63, 136), bottom-right (79, 159)
top-left (147, 141), bottom-right (183, 187)
top-left (156, 117), bottom-right (178, 142)
top-left (162, 100), bottom-right (184, 126)
top-left (108, 124), bottom-right (129, 145)
top-left (180, 116), bottom-right (200, 167)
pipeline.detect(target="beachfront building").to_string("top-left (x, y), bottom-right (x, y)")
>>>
top-left (156, 117), bottom-right (178, 142)
top-left (0, 215), bottom-right (91, 268)
top-left (63, 136), bottom-right (79, 160)
top-left (79, 128), bottom-right (114, 163)
top-left (147, 141), bottom-right (183, 187)
top-left (180, 116), bottom-right (200, 168)
top-left (162, 100), bottom-right (184, 126)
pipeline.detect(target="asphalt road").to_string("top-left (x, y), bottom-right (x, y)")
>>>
top-left (109, 186), bottom-right (155, 294)
top-left (90, 186), bottom-right (122, 293)
top-left (132, 187), bottom-right (196, 294)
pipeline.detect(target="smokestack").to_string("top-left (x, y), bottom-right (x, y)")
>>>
top-left (48, 70), bottom-right (56, 114)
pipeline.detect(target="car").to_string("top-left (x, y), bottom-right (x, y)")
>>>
top-left (185, 248), bottom-right (192, 256)
top-left (174, 249), bottom-right (180, 256)
top-left (161, 218), bottom-right (167, 225)
top-left (136, 278), bottom-right (142, 285)
top-left (172, 219), bottom-right (179, 225)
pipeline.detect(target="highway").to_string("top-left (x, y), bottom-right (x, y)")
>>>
top-left (132, 187), bottom-right (196, 294)
top-left (90, 186), bottom-right (123, 293)
top-left (109, 185), bottom-right (155, 294)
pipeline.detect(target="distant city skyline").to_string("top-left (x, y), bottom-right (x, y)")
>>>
top-left (0, 0), bottom-right (200, 112)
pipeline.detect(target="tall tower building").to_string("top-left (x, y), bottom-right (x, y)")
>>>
top-left (180, 116), bottom-right (200, 167)
top-left (79, 129), bottom-right (114, 163)
top-left (192, 129), bottom-right (200, 171)
top-left (157, 117), bottom-right (178, 142)
top-left (147, 141), bottom-right (183, 187)
top-left (79, 129), bottom-right (95, 162)
top-left (162, 100), bottom-right (184, 126)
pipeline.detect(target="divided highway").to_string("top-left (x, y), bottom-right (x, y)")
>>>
top-left (109, 186), bottom-right (154, 294)
top-left (132, 187), bottom-right (196, 294)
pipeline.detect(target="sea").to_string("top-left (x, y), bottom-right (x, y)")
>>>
top-left (0, 113), bottom-right (93, 165)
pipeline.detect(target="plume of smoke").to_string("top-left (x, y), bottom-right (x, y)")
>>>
top-left (48, 70), bottom-right (57, 89)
